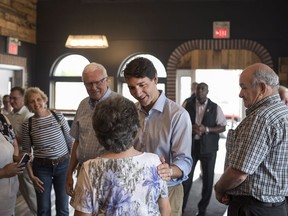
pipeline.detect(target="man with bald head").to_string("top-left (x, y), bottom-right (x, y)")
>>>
top-left (214, 63), bottom-right (288, 216)
top-left (65, 62), bottom-right (119, 196)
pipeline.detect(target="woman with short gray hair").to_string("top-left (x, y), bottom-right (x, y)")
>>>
top-left (71, 95), bottom-right (171, 216)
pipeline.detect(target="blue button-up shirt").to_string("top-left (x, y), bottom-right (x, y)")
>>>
top-left (134, 91), bottom-right (193, 187)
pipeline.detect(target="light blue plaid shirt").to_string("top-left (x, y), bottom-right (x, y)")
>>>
top-left (70, 88), bottom-right (119, 164)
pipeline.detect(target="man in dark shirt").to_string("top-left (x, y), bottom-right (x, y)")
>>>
top-left (182, 82), bottom-right (226, 216)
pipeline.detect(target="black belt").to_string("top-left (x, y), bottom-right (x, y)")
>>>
top-left (230, 195), bottom-right (285, 208)
top-left (34, 153), bottom-right (69, 165)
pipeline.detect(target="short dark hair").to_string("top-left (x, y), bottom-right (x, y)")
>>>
top-left (11, 86), bottom-right (25, 96)
top-left (123, 57), bottom-right (157, 80)
top-left (92, 95), bottom-right (140, 153)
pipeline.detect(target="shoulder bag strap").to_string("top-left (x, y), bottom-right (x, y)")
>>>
top-left (51, 110), bottom-right (70, 153)
top-left (28, 116), bottom-right (33, 146)
top-left (51, 110), bottom-right (65, 135)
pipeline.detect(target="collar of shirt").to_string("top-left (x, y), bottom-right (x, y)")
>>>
top-left (196, 99), bottom-right (208, 108)
top-left (88, 88), bottom-right (111, 108)
top-left (138, 90), bottom-right (165, 115)
top-left (10, 105), bottom-right (28, 115)
top-left (246, 94), bottom-right (280, 116)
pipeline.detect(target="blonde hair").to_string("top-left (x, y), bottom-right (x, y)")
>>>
top-left (24, 87), bottom-right (48, 108)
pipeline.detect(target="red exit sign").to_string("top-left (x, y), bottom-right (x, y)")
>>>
top-left (213, 21), bottom-right (230, 39)
top-left (7, 37), bottom-right (19, 55)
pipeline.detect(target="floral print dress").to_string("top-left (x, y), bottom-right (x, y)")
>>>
top-left (71, 152), bottom-right (168, 216)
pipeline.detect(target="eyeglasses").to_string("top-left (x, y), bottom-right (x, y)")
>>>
top-left (84, 77), bottom-right (108, 88)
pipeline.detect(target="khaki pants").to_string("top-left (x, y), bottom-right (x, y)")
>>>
top-left (168, 184), bottom-right (184, 216)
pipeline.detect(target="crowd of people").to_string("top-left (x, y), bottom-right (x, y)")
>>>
top-left (0, 60), bottom-right (288, 216)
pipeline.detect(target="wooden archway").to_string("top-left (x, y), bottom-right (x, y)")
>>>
top-left (166, 39), bottom-right (273, 101)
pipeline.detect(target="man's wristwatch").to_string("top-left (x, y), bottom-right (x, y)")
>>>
top-left (205, 127), bottom-right (209, 133)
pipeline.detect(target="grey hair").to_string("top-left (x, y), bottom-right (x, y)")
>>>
top-left (251, 64), bottom-right (279, 89)
top-left (92, 95), bottom-right (140, 153)
top-left (82, 62), bottom-right (107, 80)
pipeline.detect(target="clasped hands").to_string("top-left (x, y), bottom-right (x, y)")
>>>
top-left (192, 124), bottom-right (206, 136)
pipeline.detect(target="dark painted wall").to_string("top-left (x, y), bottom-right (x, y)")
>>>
top-left (35, 0), bottom-right (288, 95)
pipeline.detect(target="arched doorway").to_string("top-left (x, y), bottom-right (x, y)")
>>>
top-left (171, 40), bottom-right (274, 216)
top-left (166, 39), bottom-right (273, 101)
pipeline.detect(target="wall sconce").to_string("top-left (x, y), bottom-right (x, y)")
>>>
top-left (65, 35), bottom-right (109, 48)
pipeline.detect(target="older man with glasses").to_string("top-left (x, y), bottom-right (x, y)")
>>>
top-left (65, 62), bottom-right (119, 197)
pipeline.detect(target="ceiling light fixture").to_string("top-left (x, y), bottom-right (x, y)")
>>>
top-left (65, 35), bottom-right (109, 48)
